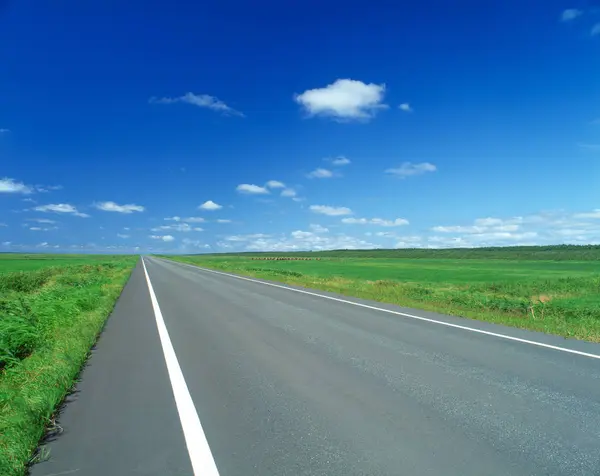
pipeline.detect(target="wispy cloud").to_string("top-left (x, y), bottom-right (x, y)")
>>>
top-left (216, 219), bottom-right (232, 223)
top-left (307, 168), bottom-right (334, 179)
top-left (341, 217), bottom-right (409, 226)
top-left (294, 79), bottom-right (388, 122)
top-left (561, 9), bottom-right (582, 21)
top-left (265, 180), bottom-right (285, 189)
top-left (592, 23), bottom-right (600, 36)
top-left (117, 233), bottom-right (130, 238)
top-left (0, 128), bottom-right (10, 134)
top-left (236, 183), bottom-right (270, 194)
top-left (94, 201), bottom-right (145, 213)
top-left (198, 200), bottom-right (223, 210)
top-left (398, 103), bottom-right (413, 112)
top-left (385, 162), bottom-right (437, 178)
top-left (151, 223), bottom-right (203, 232)
top-left (150, 234), bottom-right (175, 242)
top-left (327, 156), bottom-right (351, 166)
top-left (577, 143), bottom-right (600, 150)
top-left (26, 218), bottom-right (56, 224)
top-left (33, 203), bottom-right (89, 217)
top-left (310, 205), bottom-right (353, 216)
top-left (281, 188), bottom-right (297, 197)
top-left (149, 92), bottom-right (244, 117)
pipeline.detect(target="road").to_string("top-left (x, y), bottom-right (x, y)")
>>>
top-left (31, 256), bottom-right (600, 476)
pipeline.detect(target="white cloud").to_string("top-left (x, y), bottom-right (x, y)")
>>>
top-left (34, 203), bottom-right (89, 217)
top-left (310, 205), bottom-right (353, 216)
top-left (26, 218), bottom-right (56, 224)
top-left (117, 233), bottom-right (130, 238)
top-left (398, 103), bottom-right (413, 112)
top-left (149, 92), bottom-right (244, 117)
top-left (342, 217), bottom-right (409, 227)
top-left (592, 23), bottom-right (600, 36)
top-left (309, 224), bottom-right (329, 233)
top-left (385, 162), bottom-right (437, 178)
top-left (165, 216), bottom-right (206, 223)
top-left (243, 230), bottom-right (379, 252)
top-left (224, 233), bottom-right (271, 242)
top-left (307, 168), bottom-right (334, 179)
top-left (216, 219), bottom-right (232, 223)
top-left (94, 201), bottom-right (145, 213)
top-left (327, 156), bottom-right (351, 166)
top-left (265, 180), bottom-right (285, 189)
top-left (0, 128), bottom-right (10, 134)
top-left (294, 79), bottom-right (388, 121)
top-left (29, 226), bottom-right (58, 231)
top-left (198, 200), bottom-right (223, 210)
top-left (150, 234), bottom-right (175, 242)
top-left (236, 184), bottom-right (269, 194)
top-left (0, 177), bottom-right (33, 194)
top-left (152, 223), bottom-right (203, 232)
top-left (574, 209), bottom-right (600, 219)
top-left (281, 188), bottom-right (297, 197)
top-left (181, 238), bottom-right (210, 249)
top-left (561, 9), bottom-right (582, 21)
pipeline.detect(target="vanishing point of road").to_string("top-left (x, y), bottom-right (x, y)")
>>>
top-left (30, 257), bottom-right (600, 476)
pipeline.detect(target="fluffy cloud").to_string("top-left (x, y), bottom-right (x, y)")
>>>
top-left (307, 168), bottom-right (334, 179)
top-left (94, 201), bottom-right (145, 213)
top-left (385, 162), bottom-right (437, 178)
top-left (150, 235), bottom-right (175, 242)
top-left (236, 184), bottom-right (269, 194)
top-left (0, 177), bottom-right (33, 194)
top-left (265, 180), bottom-right (285, 189)
top-left (294, 79), bottom-right (388, 121)
top-left (398, 103), bottom-right (413, 112)
top-left (34, 203), bottom-right (89, 217)
top-left (342, 217), bottom-right (409, 227)
top-left (198, 200), bottom-right (223, 210)
top-left (149, 92), bottom-right (244, 117)
top-left (310, 205), bottom-right (353, 216)
top-left (561, 9), bottom-right (582, 21)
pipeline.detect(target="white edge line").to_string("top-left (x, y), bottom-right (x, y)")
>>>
top-left (164, 258), bottom-right (600, 361)
top-left (141, 258), bottom-right (221, 476)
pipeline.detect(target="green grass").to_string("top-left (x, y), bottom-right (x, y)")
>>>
top-left (0, 254), bottom-right (137, 476)
top-left (162, 247), bottom-right (600, 342)
top-left (0, 253), bottom-right (133, 273)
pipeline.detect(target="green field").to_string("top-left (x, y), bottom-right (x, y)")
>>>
top-left (164, 246), bottom-right (600, 343)
top-left (0, 253), bottom-right (132, 273)
top-left (0, 254), bottom-right (137, 476)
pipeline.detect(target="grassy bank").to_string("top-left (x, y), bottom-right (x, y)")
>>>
top-left (0, 255), bottom-right (137, 476)
top-left (163, 251), bottom-right (600, 342)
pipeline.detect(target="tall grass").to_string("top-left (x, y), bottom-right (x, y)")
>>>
top-left (0, 257), bottom-right (136, 476)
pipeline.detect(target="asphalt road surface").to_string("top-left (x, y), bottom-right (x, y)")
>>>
top-left (31, 257), bottom-right (600, 476)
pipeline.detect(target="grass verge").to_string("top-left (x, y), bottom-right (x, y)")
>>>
top-left (0, 257), bottom-right (137, 476)
top-left (162, 254), bottom-right (600, 343)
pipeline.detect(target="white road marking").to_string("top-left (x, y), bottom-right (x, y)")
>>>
top-left (165, 258), bottom-right (600, 361)
top-left (141, 258), bottom-right (221, 476)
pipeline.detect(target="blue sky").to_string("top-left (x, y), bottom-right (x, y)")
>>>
top-left (1, 0), bottom-right (599, 253)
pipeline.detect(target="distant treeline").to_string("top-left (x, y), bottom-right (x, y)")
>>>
top-left (193, 245), bottom-right (600, 261)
